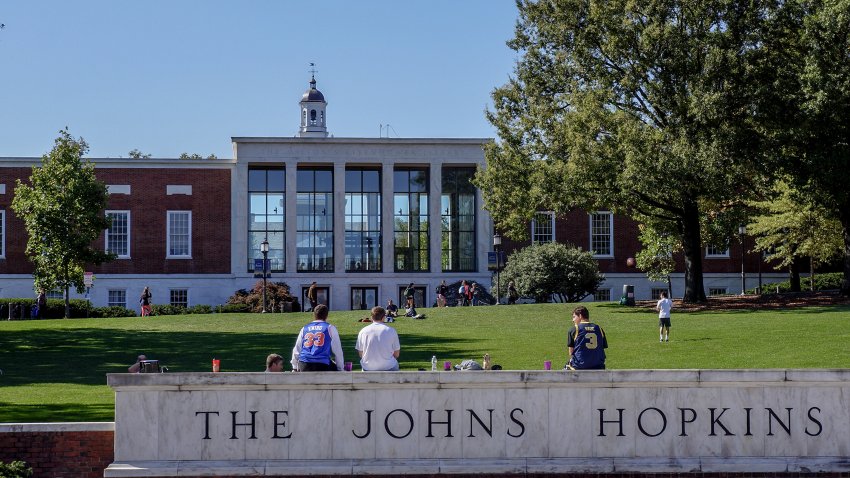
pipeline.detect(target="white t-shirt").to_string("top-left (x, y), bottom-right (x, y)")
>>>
top-left (355, 322), bottom-right (400, 371)
top-left (657, 298), bottom-right (672, 318)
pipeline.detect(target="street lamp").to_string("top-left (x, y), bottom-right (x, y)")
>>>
top-left (493, 232), bottom-right (502, 305)
top-left (738, 225), bottom-right (747, 295)
top-left (261, 238), bottom-right (269, 313)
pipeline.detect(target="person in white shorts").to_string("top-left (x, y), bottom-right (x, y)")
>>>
top-left (355, 306), bottom-right (401, 371)
top-left (656, 291), bottom-right (673, 342)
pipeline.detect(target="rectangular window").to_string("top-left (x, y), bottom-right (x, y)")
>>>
top-left (170, 289), bottom-right (189, 308)
top-left (297, 168), bottom-right (334, 272)
top-left (345, 169), bottom-right (381, 272)
top-left (0, 209), bottom-right (5, 258)
top-left (441, 168), bottom-right (476, 272)
top-left (105, 211), bottom-right (130, 258)
top-left (394, 168), bottom-right (429, 272)
top-left (531, 212), bottom-right (555, 244)
top-left (350, 287), bottom-right (378, 311)
top-left (108, 289), bottom-right (127, 308)
top-left (167, 211), bottom-right (191, 258)
top-left (593, 289), bottom-right (612, 302)
top-left (651, 288), bottom-right (667, 300)
top-left (708, 287), bottom-right (728, 296)
top-left (46, 291), bottom-right (63, 300)
top-left (706, 242), bottom-right (730, 257)
top-left (590, 212), bottom-right (613, 257)
top-left (248, 168), bottom-right (285, 272)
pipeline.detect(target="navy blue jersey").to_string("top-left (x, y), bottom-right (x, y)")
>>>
top-left (299, 321), bottom-right (333, 364)
top-left (567, 322), bottom-right (607, 369)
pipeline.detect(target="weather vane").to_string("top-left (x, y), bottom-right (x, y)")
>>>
top-left (309, 62), bottom-right (318, 78)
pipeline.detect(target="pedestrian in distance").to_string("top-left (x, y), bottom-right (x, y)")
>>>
top-left (307, 281), bottom-right (318, 312)
top-left (139, 287), bottom-right (152, 316)
top-left (436, 280), bottom-right (448, 307)
top-left (403, 282), bottom-right (416, 309)
top-left (656, 291), bottom-right (673, 342)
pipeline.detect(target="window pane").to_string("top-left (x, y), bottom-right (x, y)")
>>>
top-left (248, 170), bottom-right (266, 191)
top-left (267, 170), bottom-right (285, 191)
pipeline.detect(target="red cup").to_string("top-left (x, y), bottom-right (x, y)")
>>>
top-left (212, 359), bottom-right (220, 373)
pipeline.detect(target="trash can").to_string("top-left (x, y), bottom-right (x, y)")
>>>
top-left (281, 301), bottom-right (293, 313)
top-left (621, 285), bottom-right (635, 306)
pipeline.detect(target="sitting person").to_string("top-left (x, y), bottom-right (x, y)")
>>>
top-left (356, 306), bottom-right (400, 371)
top-left (265, 353), bottom-right (284, 372)
top-left (404, 306), bottom-right (426, 320)
top-left (386, 299), bottom-right (399, 318)
top-left (128, 354), bottom-right (147, 373)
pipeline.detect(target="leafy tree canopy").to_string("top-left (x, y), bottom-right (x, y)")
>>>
top-left (500, 242), bottom-right (604, 303)
top-left (11, 129), bottom-right (115, 317)
top-left (475, 0), bottom-right (775, 302)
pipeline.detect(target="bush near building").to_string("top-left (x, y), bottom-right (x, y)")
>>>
top-left (0, 460), bottom-right (33, 478)
top-left (227, 281), bottom-right (301, 313)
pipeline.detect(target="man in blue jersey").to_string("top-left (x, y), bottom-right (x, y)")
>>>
top-left (292, 304), bottom-right (344, 371)
top-left (566, 306), bottom-right (608, 370)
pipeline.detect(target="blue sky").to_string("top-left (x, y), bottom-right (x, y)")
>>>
top-left (0, 1), bottom-right (519, 159)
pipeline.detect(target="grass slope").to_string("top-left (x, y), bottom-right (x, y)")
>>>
top-left (1, 302), bottom-right (849, 422)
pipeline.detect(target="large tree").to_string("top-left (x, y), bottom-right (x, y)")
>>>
top-left (757, 0), bottom-right (850, 295)
top-left (476, 0), bottom-right (772, 302)
top-left (12, 129), bottom-right (115, 318)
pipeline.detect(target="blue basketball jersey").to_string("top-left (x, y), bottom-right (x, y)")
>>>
top-left (568, 322), bottom-right (607, 369)
top-left (299, 321), bottom-right (332, 364)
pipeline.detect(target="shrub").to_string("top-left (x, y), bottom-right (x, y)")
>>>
top-left (150, 304), bottom-right (187, 316)
top-left (0, 460), bottom-right (33, 478)
top-left (0, 298), bottom-right (93, 319)
top-left (220, 303), bottom-right (250, 313)
top-left (752, 272), bottom-right (845, 294)
top-left (227, 281), bottom-right (299, 313)
top-left (187, 304), bottom-right (213, 315)
top-left (91, 306), bottom-right (136, 318)
top-left (499, 242), bottom-right (604, 303)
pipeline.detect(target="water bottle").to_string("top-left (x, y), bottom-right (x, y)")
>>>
top-left (431, 355), bottom-right (437, 372)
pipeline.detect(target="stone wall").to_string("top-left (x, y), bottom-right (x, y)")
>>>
top-left (0, 423), bottom-right (113, 478)
top-left (106, 369), bottom-right (850, 476)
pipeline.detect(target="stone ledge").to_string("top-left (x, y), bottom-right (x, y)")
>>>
top-left (104, 457), bottom-right (850, 476)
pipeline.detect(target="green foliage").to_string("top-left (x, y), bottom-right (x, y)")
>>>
top-left (747, 181), bottom-right (842, 270)
top-left (0, 461), bottom-right (33, 478)
top-left (127, 149), bottom-right (151, 159)
top-left (150, 304), bottom-right (187, 316)
top-left (476, 0), bottom-right (776, 302)
top-left (11, 129), bottom-right (115, 317)
top-left (187, 304), bottom-right (213, 315)
top-left (220, 303), bottom-right (250, 313)
top-left (91, 306), bottom-right (136, 318)
top-left (0, 298), bottom-right (93, 319)
top-left (227, 281), bottom-right (299, 313)
top-left (500, 242), bottom-right (603, 303)
top-left (751, 273), bottom-right (845, 295)
top-left (179, 152), bottom-right (218, 160)
top-left (635, 226), bottom-right (680, 283)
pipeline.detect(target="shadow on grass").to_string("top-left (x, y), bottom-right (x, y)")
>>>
top-left (0, 328), bottom-right (473, 387)
top-left (0, 402), bottom-right (114, 423)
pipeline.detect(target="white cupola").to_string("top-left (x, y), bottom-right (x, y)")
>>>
top-left (298, 74), bottom-right (328, 138)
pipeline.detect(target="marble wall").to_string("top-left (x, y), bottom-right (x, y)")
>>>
top-left (106, 370), bottom-right (850, 476)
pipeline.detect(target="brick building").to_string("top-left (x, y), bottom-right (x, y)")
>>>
top-left (0, 77), bottom-right (776, 310)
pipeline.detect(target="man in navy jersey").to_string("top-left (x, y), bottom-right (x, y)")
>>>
top-left (292, 304), bottom-right (344, 371)
top-left (566, 306), bottom-right (607, 370)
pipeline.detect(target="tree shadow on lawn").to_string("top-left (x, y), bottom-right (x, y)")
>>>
top-left (0, 328), bottom-right (473, 387)
top-left (0, 402), bottom-right (114, 423)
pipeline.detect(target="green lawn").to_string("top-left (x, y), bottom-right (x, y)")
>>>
top-left (1, 302), bottom-right (849, 422)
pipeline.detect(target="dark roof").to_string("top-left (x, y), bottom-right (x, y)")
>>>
top-left (301, 77), bottom-right (325, 102)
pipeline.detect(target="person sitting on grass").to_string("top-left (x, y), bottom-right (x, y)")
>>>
top-left (404, 305), bottom-right (426, 320)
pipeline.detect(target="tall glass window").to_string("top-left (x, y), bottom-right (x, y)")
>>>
top-left (248, 168), bottom-right (285, 272)
top-left (297, 168), bottom-right (333, 272)
top-left (105, 211), bottom-right (130, 258)
top-left (345, 169), bottom-right (381, 272)
top-left (441, 167), bottom-right (476, 271)
top-left (393, 168), bottom-right (429, 272)
top-left (590, 212), bottom-right (613, 257)
top-left (532, 212), bottom-right (555, 244)
top-left (1, 209), bottom-right (7, 258)
top-left (167, 211), bottom-right (191, 258)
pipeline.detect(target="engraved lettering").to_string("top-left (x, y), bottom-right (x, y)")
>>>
top-left (637, 407), bottom-right (666, 437)
top-left (766, 407), bottom-right (792, 436)
top-left (352, 409), bottom-right (374, 439)
top-left (744, 408), bottom-right (753, 436)
top-left (230, 411), bottom-right (258, 439)
top-left (271, 410), bottom-right (292, 439)
top-left (507, 408), bottom-right (525, 438)
top-left (384, 409), bottom-right (414, 439)
top-left (426, 409), bottom-right (454, 438)
top-left (679, 408), bottom-right (696, 437)
top-left (805, 407), bottom-right (822, 437)
top-left (467, 409), bottom-right (494, 438)
top-left (709, 408), bottom-right (734, 436)
top-left (195, 411), bottom-right (219, 440)
top-left (598, 408), bottom-right (625, 437)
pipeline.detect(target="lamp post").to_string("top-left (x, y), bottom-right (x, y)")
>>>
top-left (493, 232), bottom-right (502, 305)
top-left (261, 238), bottom-right (269, 313)
top-left (738, 225), bottom-right (747, 295)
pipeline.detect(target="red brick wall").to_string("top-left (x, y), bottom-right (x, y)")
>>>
top-left (0, 429), bottom-right (113, 478)
top-left (0, 166), bottom-right (231, 275)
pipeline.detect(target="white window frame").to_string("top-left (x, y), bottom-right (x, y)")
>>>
top-left (105, 210), bottom-right (131, 259)
top-left (531, 211), bottom-right (555, 244)
top-left (170, 288), bottom-right (189, 308)
top-left (108, 289), bottom-right (127, 308)
top-left (593, 289), bottom-right (612, 302)
top-left (708, 287), bottom-right (728, 296)
top-left (0, 209), bottom-right (5, 258)
top-left (706, 242), bottom-right (730, 258)
top-left (589, 211), bottom-right (614, 258)
top-left (166, 211), bottom-right (192, 259)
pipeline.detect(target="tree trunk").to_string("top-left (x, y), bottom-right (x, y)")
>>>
top-left (789, 261), bottom-right (801, 292)
top-left (810, 256), bottom-right (815, 292)
top-left (64, 285), bottom-right (70, 319)
top-left (839, 210), bottom-right (850, 296)
top-left (679, 200), bottom-right (707, 303)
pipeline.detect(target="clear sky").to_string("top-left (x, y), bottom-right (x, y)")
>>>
top-left (0, 1), bottom-right (519, 159)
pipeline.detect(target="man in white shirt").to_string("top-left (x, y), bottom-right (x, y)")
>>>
top-left (656, 291), bottom-right (673, 343)
top-left (355, 306), bottom-right (401, 371)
